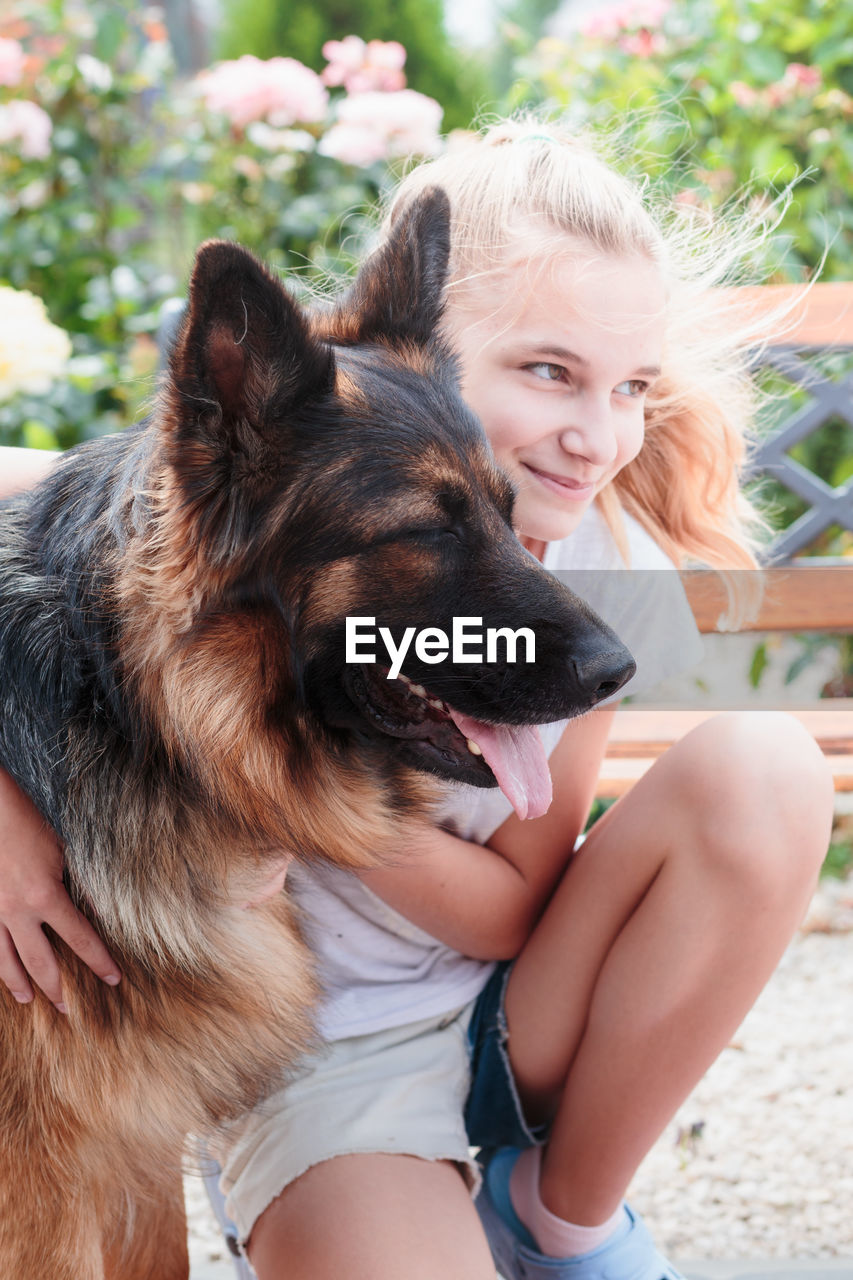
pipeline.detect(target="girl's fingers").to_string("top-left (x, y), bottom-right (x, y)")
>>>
top-left (3, 922), bottom-right (65, 1006)
top-left (0, 906), bottom-right (120, 1008)
top-left (0, 925), bottom-right (34, 1003)
top-left (41, 896), bottom-right (121, 988)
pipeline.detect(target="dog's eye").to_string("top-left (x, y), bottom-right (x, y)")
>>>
top-left (405, 527), bottom-right (463, 547)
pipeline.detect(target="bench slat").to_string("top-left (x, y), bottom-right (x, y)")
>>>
top-left (681, 568), bottom-right (853, 633)
top-left (607, 703), bottom-right (853, 757)
top-left (596, 753), bottom-right (853, 796)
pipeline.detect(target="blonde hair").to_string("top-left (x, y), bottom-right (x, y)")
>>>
top-left (378, 115), bottom-right (789, 573)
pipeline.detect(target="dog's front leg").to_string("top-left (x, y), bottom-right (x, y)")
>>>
top-left (0, 1178), bottom-right (106, 1280)
top-left (101, 1160), bottom-right (189, 1280)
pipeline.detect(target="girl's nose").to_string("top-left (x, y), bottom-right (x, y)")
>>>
top-left (558, 411), bottom-right (619, 468)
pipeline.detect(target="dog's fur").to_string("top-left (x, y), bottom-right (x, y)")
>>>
top-left (0, 190), bottom-right (632, 1278)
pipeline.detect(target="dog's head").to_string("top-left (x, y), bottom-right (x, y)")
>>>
top-left (155, 191), bottom-right (634, 824)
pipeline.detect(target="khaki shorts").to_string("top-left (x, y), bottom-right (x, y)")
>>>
top-left (212, 1002), bottom-right (479, 1243)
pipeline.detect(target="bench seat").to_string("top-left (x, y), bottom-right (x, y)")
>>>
top-left (598, 565), bottom-right (853, 797)
top-left (598, 702), bottom-right (853, 797)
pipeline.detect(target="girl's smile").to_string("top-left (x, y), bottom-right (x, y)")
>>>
top-left (520, 462), bottom-right (596, 502)
top-left (444, 247), bottom-right (667, 546)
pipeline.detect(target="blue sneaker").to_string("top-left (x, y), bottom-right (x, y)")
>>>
top-left (475, 1147), bottom-right (685, 1280)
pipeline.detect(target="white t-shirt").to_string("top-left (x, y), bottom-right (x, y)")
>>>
top-left (288, 504), bottom-right (703, 1041)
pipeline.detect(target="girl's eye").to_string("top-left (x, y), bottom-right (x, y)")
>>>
top-left (527, 362), bottom-right (566, 382)
top-left (615, 379), bottom-right (649, 398)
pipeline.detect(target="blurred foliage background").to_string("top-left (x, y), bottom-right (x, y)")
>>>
top-left (511, 0), bottom-right (853, 280)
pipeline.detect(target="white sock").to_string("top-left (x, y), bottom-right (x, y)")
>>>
top-left (509, 1146), bottom-right (630, 1259)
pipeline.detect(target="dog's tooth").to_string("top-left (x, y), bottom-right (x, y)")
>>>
top-left (398, 673), bottom-right (412, 686)
top-left (428, 698), bottom-right (444, 710)
top-left (410, 684), bottom-right (426, 698)
top-left (466, 739), bottom-right (483, 756)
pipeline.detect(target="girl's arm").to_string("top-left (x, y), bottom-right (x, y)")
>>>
top-left (357, 704), bottom-right (617, 959)
top-left (0, 445), bottom-right (60, 498)
top-left (0, 447), bottom-right (121, 1003)
top-left (0, 769), bottom-right (122, 1004)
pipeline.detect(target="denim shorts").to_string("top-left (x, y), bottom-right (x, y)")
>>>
top-left (214, 961), bottom-right (544, 1243)
top-left (465, 959), bottom-right (548, 1151)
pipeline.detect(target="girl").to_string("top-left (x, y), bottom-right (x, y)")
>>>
top-left (0, 120), bottom-right (834, 1280)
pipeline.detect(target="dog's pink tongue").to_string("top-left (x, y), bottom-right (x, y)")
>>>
top-left (448, 710), bottom-right (552, 820)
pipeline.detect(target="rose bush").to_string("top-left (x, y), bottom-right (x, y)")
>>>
top-left (0, 1), bottom-right (442, 449)
top-left (513, 0), bottom-right (853, 281)
top-left (194, 54), bottom-right (329, 128)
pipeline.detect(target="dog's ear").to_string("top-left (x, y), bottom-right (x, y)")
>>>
top-left (326, 187), bottom-right (450, 349)
top-left (167, 241), bottom-right (335, 441)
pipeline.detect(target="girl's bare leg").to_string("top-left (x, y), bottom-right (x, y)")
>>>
top-left (505, 712), bottom-right (834, 1226)
top-left (248, 1154), bottom-right (495, 1280)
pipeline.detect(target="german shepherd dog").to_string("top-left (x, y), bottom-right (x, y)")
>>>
top-left (0, 189), bottom-right (633, 1278)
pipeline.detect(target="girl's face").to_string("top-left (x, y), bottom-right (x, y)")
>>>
top-left (444, 246), bottom-right (667, 549)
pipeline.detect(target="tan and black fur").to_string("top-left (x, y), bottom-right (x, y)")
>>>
top-left (0, 190), bottom-right (632, 1278)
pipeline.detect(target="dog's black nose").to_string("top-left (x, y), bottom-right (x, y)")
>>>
top-left (571, 648), bottom-right (636, 704)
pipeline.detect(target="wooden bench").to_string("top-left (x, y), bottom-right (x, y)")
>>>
top-left (598, 566), bottom-right (853, 797)
top-left (598, 282), bottom-right (853, 799)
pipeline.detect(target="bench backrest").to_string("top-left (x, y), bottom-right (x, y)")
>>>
top-left (736, 282), bottom-right (853, 562)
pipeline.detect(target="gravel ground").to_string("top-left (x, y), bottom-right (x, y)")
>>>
top-left (627, 877), bottom-right (853, 1261)
top-left (184, 876), bottom-right (853, 1271)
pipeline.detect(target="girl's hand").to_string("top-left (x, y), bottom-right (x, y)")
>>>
top-left (0, 769), bottom-right (121, 1009)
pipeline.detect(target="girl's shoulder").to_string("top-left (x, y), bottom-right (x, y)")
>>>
top-left (542, 501), bottom-right (703, 704)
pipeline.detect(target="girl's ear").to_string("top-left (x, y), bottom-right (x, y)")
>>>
top-left (326, 187), bottom-right (451, 350)
top-left (167, 240), bottom-right (335, 441)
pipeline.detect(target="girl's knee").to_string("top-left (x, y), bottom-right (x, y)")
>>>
top-left (668, 711), bottom-right (833, 890)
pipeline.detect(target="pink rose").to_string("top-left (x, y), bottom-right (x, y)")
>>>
top-left (730, 80), bottom-right (759, 108)
top-left (319, 89), bottom-right (442, 165)
top-left (783, 62), bottom-right (821, 92)
top-left (619, 29), bottom-right (665, 56)
top-left (581, 0), bottom-right (670, 39)
top-left (362, 39), bottom-right (406, 91)
top-left (0, 37), bottom-right (25, 87)
top-left (321, 36), bottom-right (368, 87)
top-left (317, 122), bottom-right (390, 166)
top-left (196, 55), bottom-right (328, 129)
top-left (0, 99), bottom-right (52, 160)
top-left (365, 40), bottom-right (406, 72)
top-left (580, 11), bottom-right (622, 39)
top-left (322, 36), bottom-right (407, 93)
top-left (766, 81), bottom-right (794, 109)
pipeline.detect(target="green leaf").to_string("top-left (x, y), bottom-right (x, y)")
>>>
top-left (742, 45), bottom-right (787, 81)
top-left (832, 454), bottom-right (853, 485)
top-left (785, 649), bottom-right (817, 685)
top-left (21, 420), bottom-right (60, 450)
top-left (94, 9), bottom-right (126, 63)
top-left (821, 839), bottom-right (853, 881)
top-left (749, 642), bottom-right (769, 688)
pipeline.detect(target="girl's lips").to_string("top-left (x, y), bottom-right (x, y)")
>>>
top-left (523, 462), bottom-right (597, 502)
